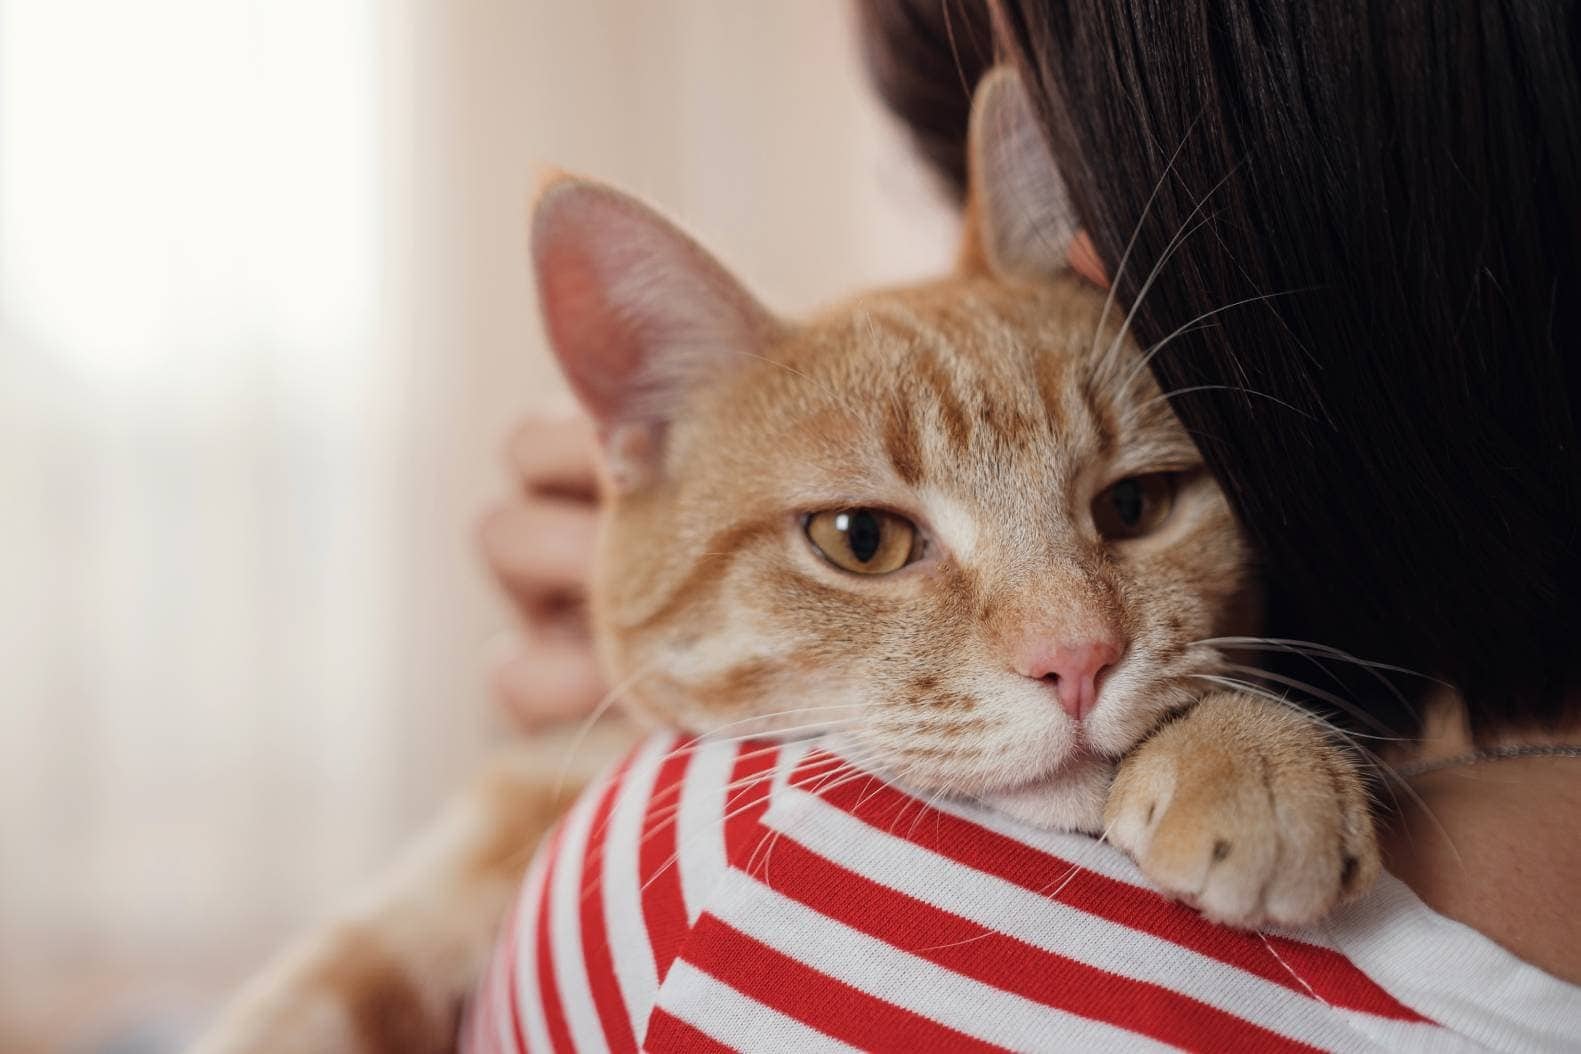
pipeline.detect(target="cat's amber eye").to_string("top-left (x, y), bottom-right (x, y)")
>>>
top-left (804, 508), bottom-right (920, 575)
top-left (1092, 474), bottom-right (1176, 540)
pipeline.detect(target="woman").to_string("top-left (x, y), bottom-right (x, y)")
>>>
top-left (479, 0), bottom-right (1580, 1046)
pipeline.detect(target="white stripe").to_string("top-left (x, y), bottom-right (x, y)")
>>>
top-left (601, 736), bottom-right (668, 1041)
top-left (1331, 1009), bottom-right (1482, 1054)
top-left (673, 738), bottom-right (735, 923)
top-left (548, 776), bottom-right (610, 1053)
top-left (771, 781), bottom-right (1366, 1050)
top-left (1325, 873), bottom-right (1581, 1052)
top-left (650, 959), bottom-right (861, 1054)
top-left (709, 867), bottom-right (1176, 1053)
top-left (509, 845), bottom-right (555, 1054)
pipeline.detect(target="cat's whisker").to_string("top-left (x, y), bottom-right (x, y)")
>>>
top-left (1195, 635), bottom-right (1449, 700)
top-left (1216, 663), bottom-right (1403, 739)
top-left (1142, 383), bottom-right (1317, 420)
top-left (1088, 109), bottom-right (1206, 370)
top-left (906, 762), bottom-right (974, 839)
top-left (1117, 288), bottom-right (1316, 396)
top-left (1099, 205), bottom-right (1222, 384)
top-left (1099, 156), bottom-right (1248, 382)
top-left (1211, 642), bottom-right (1423, 726)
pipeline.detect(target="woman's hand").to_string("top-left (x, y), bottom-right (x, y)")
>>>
top-left (478, 414), bottom-right (608, 728)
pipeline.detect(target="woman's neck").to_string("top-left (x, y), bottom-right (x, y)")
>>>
top-left (1382, 697), bottom-right (1581, 984)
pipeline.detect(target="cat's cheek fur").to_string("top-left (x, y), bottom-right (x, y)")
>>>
top-left (853, 678), bottom-right (1082, 795)
top-left (979, 754), bottom-right (1114, 832)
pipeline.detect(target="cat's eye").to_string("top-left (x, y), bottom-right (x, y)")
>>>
top-left (1092, 474), bottom-right (1176, 540)
top-left (804, 508), bottom-right (920, 575)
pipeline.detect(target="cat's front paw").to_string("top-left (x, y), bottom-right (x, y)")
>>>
top-left (1104, 691), bottom-right (1379, 928)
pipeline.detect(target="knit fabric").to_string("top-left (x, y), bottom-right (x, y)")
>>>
top-left (462, 734), bottom-right (1580, 1052)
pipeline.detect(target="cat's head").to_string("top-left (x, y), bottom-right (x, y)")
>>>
top-left (530, 69), bottom-right (1258, 830)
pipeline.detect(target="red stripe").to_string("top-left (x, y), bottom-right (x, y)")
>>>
top-left (723, 742), bottom-right (780, 869)
top-left (682, 913), bottom-right (1005, 1053)
top-left (532, 827), bottom-right (575, 1054)
top-left (797, 752), bottom-right (1428, 1022)
top-left (760, 831), bottom-right (1323, 1052)
top-left (638, 739), bottom-right (695, 981)
top-left (642, 1008), bottom-right (737, 1054)
top-left (578, 756), bottom-right (638, 1054)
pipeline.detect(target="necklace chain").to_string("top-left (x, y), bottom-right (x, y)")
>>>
top-left (1396, 743), bottom-right (1581, 779)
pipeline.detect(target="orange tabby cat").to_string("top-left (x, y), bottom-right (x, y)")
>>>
top-left (195, 68), bottom-right (1377, 1054)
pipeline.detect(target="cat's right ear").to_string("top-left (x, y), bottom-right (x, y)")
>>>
top-left (960, 66), bottom-right (1078, 282)
top-left (531, 176), bottom-right (779, 493)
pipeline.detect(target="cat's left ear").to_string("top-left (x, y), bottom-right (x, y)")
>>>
top-left (531, 175), bottom-right (780, 493)
top-left (960, 66), bottom-right (1078, 281)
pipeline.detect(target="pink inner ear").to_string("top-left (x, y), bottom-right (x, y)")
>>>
top-left (531, 178), bottom-right (777, 436)
top-left (534, 209), bottom-right (649, 425)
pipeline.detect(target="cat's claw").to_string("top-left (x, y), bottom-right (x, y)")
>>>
top-left (1104, 690), bottom-right (1380, 929)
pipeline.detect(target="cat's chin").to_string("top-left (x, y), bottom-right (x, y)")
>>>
top-left (977, 751), bottom-right (1114, 834)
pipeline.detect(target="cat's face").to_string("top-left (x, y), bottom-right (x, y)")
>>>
top-left (532, 70), bottom-right (1257, 829)
top-left (591, 275), bottom-right (1255, 828)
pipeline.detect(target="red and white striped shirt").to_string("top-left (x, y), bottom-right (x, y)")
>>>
top-left (462, 734), bottom-right (1580, 1052)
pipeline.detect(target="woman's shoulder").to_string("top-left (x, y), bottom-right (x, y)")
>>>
top-left (465, 733), bottom-right (1573, 1053)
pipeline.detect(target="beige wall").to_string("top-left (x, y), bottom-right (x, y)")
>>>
top-left (0, 0), bottom-right (956, 1047)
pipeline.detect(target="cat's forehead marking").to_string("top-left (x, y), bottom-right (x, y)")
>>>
top-left (747, 275), bottom-right (1187, 553)
top-left (881, 384), bottom-right (925, 487)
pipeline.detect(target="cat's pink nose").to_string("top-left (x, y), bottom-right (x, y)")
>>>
top-left (1019, 640), bottom-right (1123, 721)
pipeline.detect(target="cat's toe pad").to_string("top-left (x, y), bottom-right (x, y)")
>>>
top-left (1104, 691), bottom-right (1379, 929)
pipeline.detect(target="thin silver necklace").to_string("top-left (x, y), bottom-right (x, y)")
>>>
top-left (1396, 743), bottom-right (1581, 779)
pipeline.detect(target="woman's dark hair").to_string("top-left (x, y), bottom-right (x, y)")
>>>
top-left (860, 0), bottom-right (1580, 737)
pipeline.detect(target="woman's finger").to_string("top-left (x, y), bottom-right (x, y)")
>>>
top-left (507, 415), bottom-right (599, 501)
top-left (490, 638), bottom-right (607, 728)
top-left (477, 500), bottom-right (597, 606)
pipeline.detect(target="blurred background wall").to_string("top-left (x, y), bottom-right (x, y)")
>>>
top-left (0, 0), bottom-right (956, 1048)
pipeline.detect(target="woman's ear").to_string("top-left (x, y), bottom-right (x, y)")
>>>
top-left (959, 66), bottom-right (1077, 281)
top-left (530, 176), bottom-right (780, 492)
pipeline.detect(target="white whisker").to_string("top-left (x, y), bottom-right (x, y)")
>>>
top-left (1143, 383), bottom-right (1317, 420)
top-left (1088, 110), bottom-right (1206, 369)
top-left (1118, 288), bottom-right (1315, 395)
